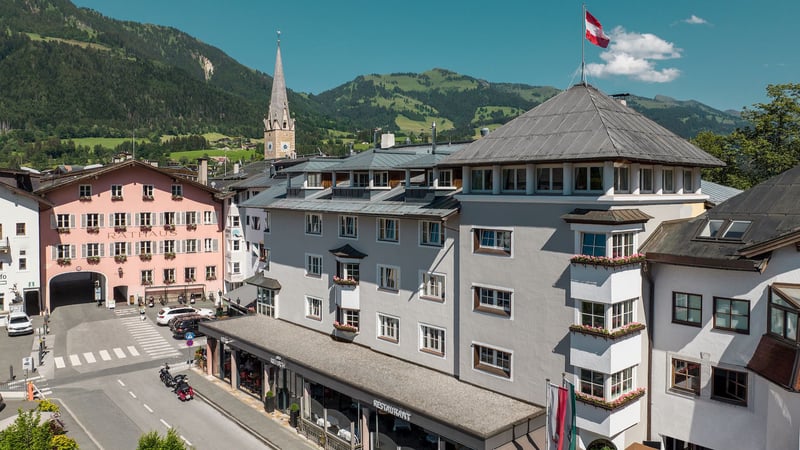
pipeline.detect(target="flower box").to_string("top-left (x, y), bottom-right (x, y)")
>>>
top-left (164, 224), bottom-right (176, 231)
top-left (164, 252), bottom-right (176, 259)
top-left (79, 196), bottom-right (92, 201)
top-left (139, 253), bottom-right (152, 261)
top-left (569, 322), bottom-right (646, 340)
top-left (570, 253), bottom-right (645, 267)
top-left (56, 258), bottom-right (71, 266)
top-left (111, 195), bottom-right (123, 201)
top-left (114, 255), bottom-right (127, 262)
top-left (186, 224), bottom-right (197, 230)
top-left (86, 226), bottom-right (100, 234)
top-left (333, 321), bottom-right (359, 332)
top-left (141, 280), bottom-right (152, 286)
top-left (185, 277), bottom-right (195, 283)
top-left (576, 388), bottom-right (645, 411)
top-left (142, 195), bottom-right (154, 201)
top-left (56, 227), bottom-right (70, 234)
top-left (206, 275), bottom-right (217, 281)
top-left (333, 276), bottom-right (358, 286)
top-left (87, 256), bottom-right (100, 264)
top-left (140, 225), bottom-right (152, 232)
top-left (171, 195), bottom-right (183, 201)
top-left (114, 226), bottom-right (127, 232)
top-left (164, 279), bottom-right (175, 285)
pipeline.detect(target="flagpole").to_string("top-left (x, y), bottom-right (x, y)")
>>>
top-left (581, 4), bottom-right (586, 85)
top-left (545, 378), bottom-right (551, 450)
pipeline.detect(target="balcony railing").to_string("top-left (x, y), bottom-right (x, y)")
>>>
top-left (332, 187), bottom-right (369, 200)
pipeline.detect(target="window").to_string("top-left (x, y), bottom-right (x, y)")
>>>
top-left (232, 240), bottom-right (240, 251)
top-left (581, 301), bottom-right (605, 328)
top-left (474, 286), bottom-right (511, 316)
top-left (84, 213), bottom-right (100, 228)
top-left (536, 167), bottom-right (564, 191)
top-left (204, 238), bottom-right (216, 252)
top-left (581, 233), bottom-right (606, 257)
top-left (231, 215), bottom-right (240, 227)
top-left (184, 239), bottom-right (198, 253)
top-left (142, 185), bottom-right (154, 198)
top-left (663, 169), bottom-right (675, 193)
top-left (114, 213), bottom-right (129, 228)
top-left (614, 166), bottom-right (629, 192)
top-left (714, 297), bottom-right (750, 333)
top-left (184, 267), bottom-right (196, 281)
top-left (612, 299), bottom-right (635, 329)
top-left (113, 242), bottom-right (128, 257)
top-left (56, 214), bottom-right (72, 229)
top-left (257, 288), bottom-right (275, 317)
top-left (474, 228), bottom-right (511, 255)
top-left (306, 213), bottom-right (322, 235)
top-left (185, 211), bottom-right (198, 226)
top-left (699, 219), bottom-right (724, 238)
top-left (377, 218), bottom-right (398, 243)
top-left (378, 314), bottom-right (399, 342)
top-left (721, 221), bottom-right (750, 240)
top-left (672, 359), bottom-right (701, 395)
top-left (306, 254), bottom-right (322, 277)
top-left (171, 184), bottom-right (183, 198)
top-left (337, 262), bottom-right (359, 282)
top-left (421, 272), bottom-right (445, 301)
top-left (163, 268), bottom-right (175, 283)
top-left (338, 308), bottom-right (360, 330)
top-left (164, 212), bottom-right (176, 226)
top-left (19, 258), bottom-right (27, 270)
top-left (502, 167), bottom-right (526, 192)
top-left (251, 216), bottom-right (260, 231)
top-left (574, 166), bottom-right (603, 191)
top-left (339, 215), bottom-right (358, 238)
top-left (673, 292), bottom-right (702, 326)
top-left (232, 262), bottom-right (240, 274)
top-left (83, 243), bottom-right (102, 258)
top-left (138, 241), bottom-right (153, 255)
top-left (420, 325), bottom-right (445, 356)
top-left (711, 367), bottom-right (747, 406)
top-left (352, 172), bottom-right (369, 188)
top-left (307, 172), bottom-right (322, 188)
top-left (470, 168), bottom-right (493, 192)
top-left (56, 244), bottom-right (73, 259)
top-left (611, 367), bottom-right (634, 399)
top-left (420, 221), bottom-right (443, 247)
top-left (474, 344), bottom-right (511, 378)
top-left (203, 211), bottom-right (217, 225)
top-left (163, 240), bottom-right (176, 254)
top-left (373, 171), bottom-right (389, 187)
top-left (683, 170), bottom-right (694, 192)
top-left (111, 184), bottom-right (123, 198)
top-left (141, 270), bottom-right (153, 284)
top-left (306, 296), bottom-right (322, 320)
top-left (438, 169), bottom-right (453, 187)
top-left (205, 266), bottom-right (217, 280)
top-left (769, 285), bottom-right (799, 341)
top-left (79, 185), bottom-right (92, 198)
top-left (639, 167), bottom-right (653, 193)
top-left (16, 223), bottom-right (25, 236)
top-left (580, 369), bottom-right (604, 398)
top-left (137, 212), bottom-right (152, 227)
top-left (612, 233), bottom-right (634, 258)
top-left (378, 265), bottom-right (399, 291)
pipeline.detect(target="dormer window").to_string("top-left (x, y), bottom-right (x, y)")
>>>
top-left (307, 172), bottom-right (321, 188)
top-left (698, 219), bottom-right (751, 240)
top-left (374, 171), bottom-right (389, 187)
top-left (353, 172), bottom-right (369, 188)
top-left (699, 220), bottom-right (725, 238)
top-left (721, 221), bottom-right (751, 240)
top-left (614, 166), bottom-right (630, 193)
top-left (574, 166), bottom-right (603, 192)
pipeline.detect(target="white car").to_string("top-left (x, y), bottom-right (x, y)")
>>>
top-left (6, 311), bottom-right (33, 336)
top-left (156, 307), bottom-right (214, 325)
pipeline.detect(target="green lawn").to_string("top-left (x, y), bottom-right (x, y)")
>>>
top-left (395, 114), bottom-right (454, 133)
top-left (64, 137), bottom-right (148, 149)
top-left (169, 149), bottom-right (259, 161)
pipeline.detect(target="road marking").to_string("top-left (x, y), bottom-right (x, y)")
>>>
top-left (160, 419), bottom-right (171, 429)
top-left (117, 379), bottom-right (125, 387)
top-left (99, 350), bottom-right (111, 361)
top-left (69, 354), bottom-right (81, 366)
top-left (143, 404), bottom-right (153, 413)
top-left (83, 352), bottom-right (96, 363)
top-left (181, 436), bottom-right (192, 447)
top-left (127, 346), bottom-right (140, 356)
top-left (129, 391), bottom-right (137, 399)
top-left (113, 348), bottom-right (126, 358)
top-left (54, 357), bottom-right (65, 369)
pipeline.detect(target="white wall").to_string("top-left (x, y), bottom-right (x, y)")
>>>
top-left (0, 189), bottom-right (40, 313)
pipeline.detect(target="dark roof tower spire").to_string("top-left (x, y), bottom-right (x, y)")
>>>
top-left (264, 30), bottom-right (296, 159)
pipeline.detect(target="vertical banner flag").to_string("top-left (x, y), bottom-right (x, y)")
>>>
top-left (585, 10), bottom-right (610, 48)
top-left (547, 382), bottom-right (577, 450)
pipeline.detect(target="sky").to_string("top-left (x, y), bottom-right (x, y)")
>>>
top-left (70, 0), bottom-right (798, 112)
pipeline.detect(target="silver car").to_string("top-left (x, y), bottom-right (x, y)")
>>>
top-left (6, 311), bottom-right (33, 336)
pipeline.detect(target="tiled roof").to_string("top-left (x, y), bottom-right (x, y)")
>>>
top-left (747, 335), bottom-right (800, 392)
top-left (440, 83), bottom-right (725, 168)
top-left (561, 208), bottom-right (653, 225)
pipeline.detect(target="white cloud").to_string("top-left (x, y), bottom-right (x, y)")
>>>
top-left (683, 15), bottom-right (707, 25)
top-left (585, 27), bottom-right (682, 83)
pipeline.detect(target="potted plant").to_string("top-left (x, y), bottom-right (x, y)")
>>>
top-left (264, 390), bottom-right (275, 413)
top-left (114, 255), bottom-right (127, 263)
top-left (171, 194), bottom-right (183, 200)
top-left (142, 194), bottom-right (154, 201)
top-left (86, 226), bottom-right (100, 233)
top-left (187, 223), bottom-right (197, 230)
top-left (164, 252), bottom-right (176, 259)
top-left (289, 403), bottom-right (300, 428)
top-left (140, 225), bottom-right (152, 232)
top-left (56, 227), bottom-right (70, 234)
top-left (114, 225), bottom-right (127, 232)
top-left (87, 256), bottom-right (101, 264)
top-left (139, 253), bottom-right (152, 261)
top-left (164, 224), bottom-right (176, 231)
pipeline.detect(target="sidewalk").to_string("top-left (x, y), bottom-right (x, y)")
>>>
top-left (189, 367), bottom-right (317, 450)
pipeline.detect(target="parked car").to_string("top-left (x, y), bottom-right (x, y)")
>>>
top-left (170, 314), bottom-right (212, 339)
top-left (6, 311), bottom-right (33, 336)
top-left (156, 307), bottom-right (214, 325)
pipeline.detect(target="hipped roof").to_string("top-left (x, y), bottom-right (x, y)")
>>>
top-left (440, 83), bottom-right (725, 168)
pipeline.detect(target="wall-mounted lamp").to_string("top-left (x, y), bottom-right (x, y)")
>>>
top-left (118, 267), bottom-right (124, 277)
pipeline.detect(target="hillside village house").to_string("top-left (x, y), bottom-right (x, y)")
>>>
top-left (641, 164), bottom-right (800, 450)
top-left (198, 83), bottom-right (726, 450)
top-left (36, 160), bottom-right (223, 311)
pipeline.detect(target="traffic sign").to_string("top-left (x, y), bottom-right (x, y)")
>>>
top-left (185, 332), bottom-right (195, 340)
top-left (186, 339), bottom-right (194, 347)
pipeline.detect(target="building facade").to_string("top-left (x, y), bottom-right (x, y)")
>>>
top-left (36, 160), bottom-right (224, 311)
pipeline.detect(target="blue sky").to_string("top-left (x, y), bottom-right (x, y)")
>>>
top-left (72, 0), bottom-right (797, 112)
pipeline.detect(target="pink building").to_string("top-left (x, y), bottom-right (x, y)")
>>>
top-left (37, 160), bottom-right (223, 311)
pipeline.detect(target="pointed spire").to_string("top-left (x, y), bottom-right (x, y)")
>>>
top-left (266, 30), bottom-right (292, 131)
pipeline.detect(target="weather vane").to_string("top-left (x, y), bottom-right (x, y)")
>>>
top-left (277, 30), bottom-right (281, 44)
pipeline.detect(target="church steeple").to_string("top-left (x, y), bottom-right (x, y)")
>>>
top-left (264, 31), bottom-right (295, 160)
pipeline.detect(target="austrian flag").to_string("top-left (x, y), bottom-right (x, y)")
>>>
top-left (585, 10), bottom-right (610, 48)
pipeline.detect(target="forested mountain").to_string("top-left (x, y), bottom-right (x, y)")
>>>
top-left (0, 0), bottom-right (746, 164)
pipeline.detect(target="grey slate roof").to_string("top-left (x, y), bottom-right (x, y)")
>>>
top-left (282, 159), bottom-right (347, 174)
top-left (332, 148), bottom-right (428, 171)
top-left (642, 164), bottom-right (800, 270)
top-left (238, 176), bottom-right (298, 209)
top-left (265, 195), bottom-right (460, 219)
top-left (700, 179), bottom-right (742, 206)
top-left (440, 83), bottom-right (725, 168)
top-left (201, 315), bottom-right (543, 440)
top-left (561, 208), bottom-right (653, 225)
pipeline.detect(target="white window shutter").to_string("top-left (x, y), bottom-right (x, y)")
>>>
top-left (176, 240), bottom-right (183, 253)
top-left (213, 239), bottom-right (219, 252)
top-left (51, 246), bottom-right (56, 260)
top-left (108, 213), bottom-right (114, 226)
top-left (70, 245), bottom-right (76, 259)
top-left (126, 213), bottom-right (131, 226)
top-left (50, 214), bottom-right (56, 229)
top-left (134, 242), bottom-right (140, 255)
top-left (126, 242), bottom-right (132, 256)
top-left (81, 244), bottom-right (87, 257)
top-left (69, 214), bottom-right (75, 228)
top-left (134, 214), bottom-right (140, 226)
top-left (158, 213), bottom-right (164, 226)
top-left (81, 214), bottom-right (87, 228)
top-left (99, 214), bottom-right (104, 227)
top-left (158, 241), bottom-right (164, 254)
top-left (99, 244), bottom-right (105, 257)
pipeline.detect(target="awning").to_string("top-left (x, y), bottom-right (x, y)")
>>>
top-left (244, 273), bottom-right (282, 290)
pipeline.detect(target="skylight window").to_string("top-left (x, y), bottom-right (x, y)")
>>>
top-left (721, 221), bottom-right (751, 240)
top-left (699, 220), bottom-right (725, 238)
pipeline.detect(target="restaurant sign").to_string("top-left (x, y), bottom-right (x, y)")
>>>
top-left (373, 399), bottom-right (411, 421)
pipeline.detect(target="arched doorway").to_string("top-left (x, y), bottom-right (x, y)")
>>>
top-left (48, 271), bottom-right (106, 311)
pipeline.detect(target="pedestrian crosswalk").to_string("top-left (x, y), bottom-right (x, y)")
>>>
top-left (121, 315), bottom-right (182, 359)
top-left (7, 375), bottom-right (53, 397)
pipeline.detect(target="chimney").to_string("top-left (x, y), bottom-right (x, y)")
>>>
top-left (233, 163), bottom-right (240, 175)
top-left (197, 158), bottom-right (208, 185)
top-left (380, 133), bottom-right (395, 149)
top-left (431, 122), bottom-right (437, 154)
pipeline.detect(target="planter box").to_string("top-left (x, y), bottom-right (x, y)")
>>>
top-left (570, 328), bottom-right (642, 373)
top-left (570, 263), bottom-right (642, 304)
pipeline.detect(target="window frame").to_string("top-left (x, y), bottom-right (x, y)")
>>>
top-left (305, 213), bottom-right (323, 236)
top-left (420, 272), bottom-right (445, 302)
top-left (579, 368), bottom-right (604, 398)
top-left (613, 166), bottom-right (630, 193)
top-left (305, 254), bottom-right (322, 278)
top-left (610, 366), bottom-right (634, 399)
top-left (581, 300), bottom-right (605, 329)
top-left (473, 285), bottom-right (512, 317)
top-left (171, 184), bottom-right (183, 198)
top-left (473, 343), bottom-right (512, 379)
top-left (473, 228), bottom-right (512, 256)
top-left (306, 296), bottom-right (323, 321)
top-left (581, 232), bottom-right (607, 257)
top-left (16, 223), bottom-right (26, 236)
top-left (535, 166), bottom-right (564, 192)
top-left (111, 184), bottom-right (123, 198)
top-left (501, 167), bottom-right (527, 192)
top-left (673, 292), bottom-right (703, 327)
top-left (713, 297), bottom-right (750, 334)
top-left (662, 168), bottom-right (675, 193)
top-left (419, 324), bottom-right (446, 357)
top-left (377, 313), bottom-right (400, 343)
top-left (470, 168), bottom-right (493, 192)
top-left (711, 366), bottom-right (748, 406)
top-left (377, 217), bottom-right (399, 243)
top-left (671, 358), bottom-right (701, 395)
top-left (574, 165), bottom-right (604, 192)
top-left (639, 167), bottom-right (654, 193)
top-left (339, 215), bottom-right (358, 239)
top-left (142, 184), bottom-right (154, 198)
top-left (419, 220), bottom-right (443, 247)
top-left (79, 185), bottom-right (92, 198)
top-left (612, 299), bottom-right (635, 329)
top-left (377, 264), bottom-right (400, 292)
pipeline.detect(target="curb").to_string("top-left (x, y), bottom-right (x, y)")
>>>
top-left (193, 388), bottom-right (281, 450)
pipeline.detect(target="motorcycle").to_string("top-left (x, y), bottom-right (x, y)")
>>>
top-left (159, 296), bottom-right (166, 306)
top-left (159, 364), bottom-right (175, 387)
top-left (174, 379), bottom-right (194, 401)
top-left (147, 296), bottom-right (155, 308)
top-left (178, 294), bottom-right (186, 305)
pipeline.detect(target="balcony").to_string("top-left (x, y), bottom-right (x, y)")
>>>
top-left (0, 237), bottom-right (9, 253)
top-left (570, 327), bottom-right (642, 374)
top-left (335, 283), bottom-right (360, 310)
top-left (576, 390), bottom-right (642, 437)
top-left (570, 259), bottom-right (642, 304)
